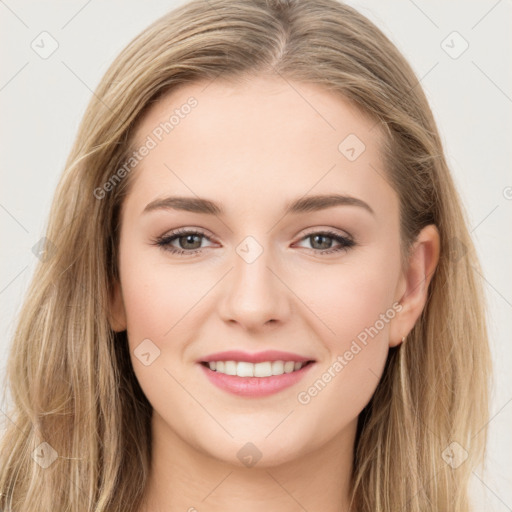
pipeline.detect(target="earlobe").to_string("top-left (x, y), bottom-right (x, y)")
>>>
top-left (389, 224), bottom-right (440, 347)
top-left (108, 278), bottom-right (127, 332)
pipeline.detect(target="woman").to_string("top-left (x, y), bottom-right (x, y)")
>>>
top-left (0, 0), bottom-right (492, 510)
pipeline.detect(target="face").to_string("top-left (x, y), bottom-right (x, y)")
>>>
top-left (109, 75), bottom-right (428, 467)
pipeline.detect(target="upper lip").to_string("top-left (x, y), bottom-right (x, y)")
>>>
top-left (199, 350), bottom-right (315, 364)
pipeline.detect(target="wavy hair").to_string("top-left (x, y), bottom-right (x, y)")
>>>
top-left (0, 0), bottom-right (492, 510)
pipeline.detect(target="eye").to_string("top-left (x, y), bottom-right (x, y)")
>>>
top-left (152, 228), bottom-right (215, 256)
top-left (294, 229), bottom-right (355, 255)
top-left (151, 228), bottom-right (355, 256)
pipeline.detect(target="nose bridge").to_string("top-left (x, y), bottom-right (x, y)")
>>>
top-left (233, 233), bottom-right (279, 299)
top-left (219, 234), bottom-right (290, 327)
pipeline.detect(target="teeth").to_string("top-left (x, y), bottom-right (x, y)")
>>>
top-left (207, 360), bottom-right (307, 377)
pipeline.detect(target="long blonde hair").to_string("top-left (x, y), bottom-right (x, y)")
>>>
top-left (0, 0), bottom-right (492, 510)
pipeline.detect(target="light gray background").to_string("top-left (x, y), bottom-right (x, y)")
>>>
top-left (1, 0), bottom-right (511, 509)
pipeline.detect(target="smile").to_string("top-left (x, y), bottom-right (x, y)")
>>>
top-left (198, 360), bottom-right (316, 397)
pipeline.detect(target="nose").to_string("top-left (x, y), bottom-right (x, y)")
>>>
top-left (217, 239), bottom-right (292, 332)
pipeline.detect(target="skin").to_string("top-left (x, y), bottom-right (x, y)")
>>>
top-left (109, 74), bottom-right (440, 512)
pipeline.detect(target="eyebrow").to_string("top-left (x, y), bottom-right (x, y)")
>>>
top-left (142, 193), bottom-right (375, 217)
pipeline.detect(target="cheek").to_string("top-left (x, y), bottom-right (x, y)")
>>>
top-left (117, 242), bottom-right (208, 416)
top-left (118, 243), bottom-right (208, 343)
top-left (297, 246), bottom-right (400, 349)
top-left (291, 246), bottom-right (399, 410)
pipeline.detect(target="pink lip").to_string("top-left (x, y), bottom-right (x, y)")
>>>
top-left (198, 359), bottom-right (316, 398)
top-left (199, 350), bottom-right (313, 364)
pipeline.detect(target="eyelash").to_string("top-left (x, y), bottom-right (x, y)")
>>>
top-left (151, 227), bottom-right (355, 257)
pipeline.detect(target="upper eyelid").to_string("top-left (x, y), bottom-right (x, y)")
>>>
top-left (161, 226), bottom-right (353, 238)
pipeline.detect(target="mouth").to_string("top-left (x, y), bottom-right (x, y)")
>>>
top-left (197, 354), bottom-right (316, 397)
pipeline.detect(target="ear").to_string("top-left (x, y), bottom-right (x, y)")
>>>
top-left (389, 224), bottom-right (440, 347)
top-left (108, 278), bottom-right (127, 332)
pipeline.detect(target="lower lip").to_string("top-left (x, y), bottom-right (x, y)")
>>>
top-left (198, 362), bottom-right (315, 397)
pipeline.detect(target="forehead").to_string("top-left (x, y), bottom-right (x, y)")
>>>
top-left (132, 75), bottom-right (382, 153)
top-left (126, 75), bottom-right (394, 218)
